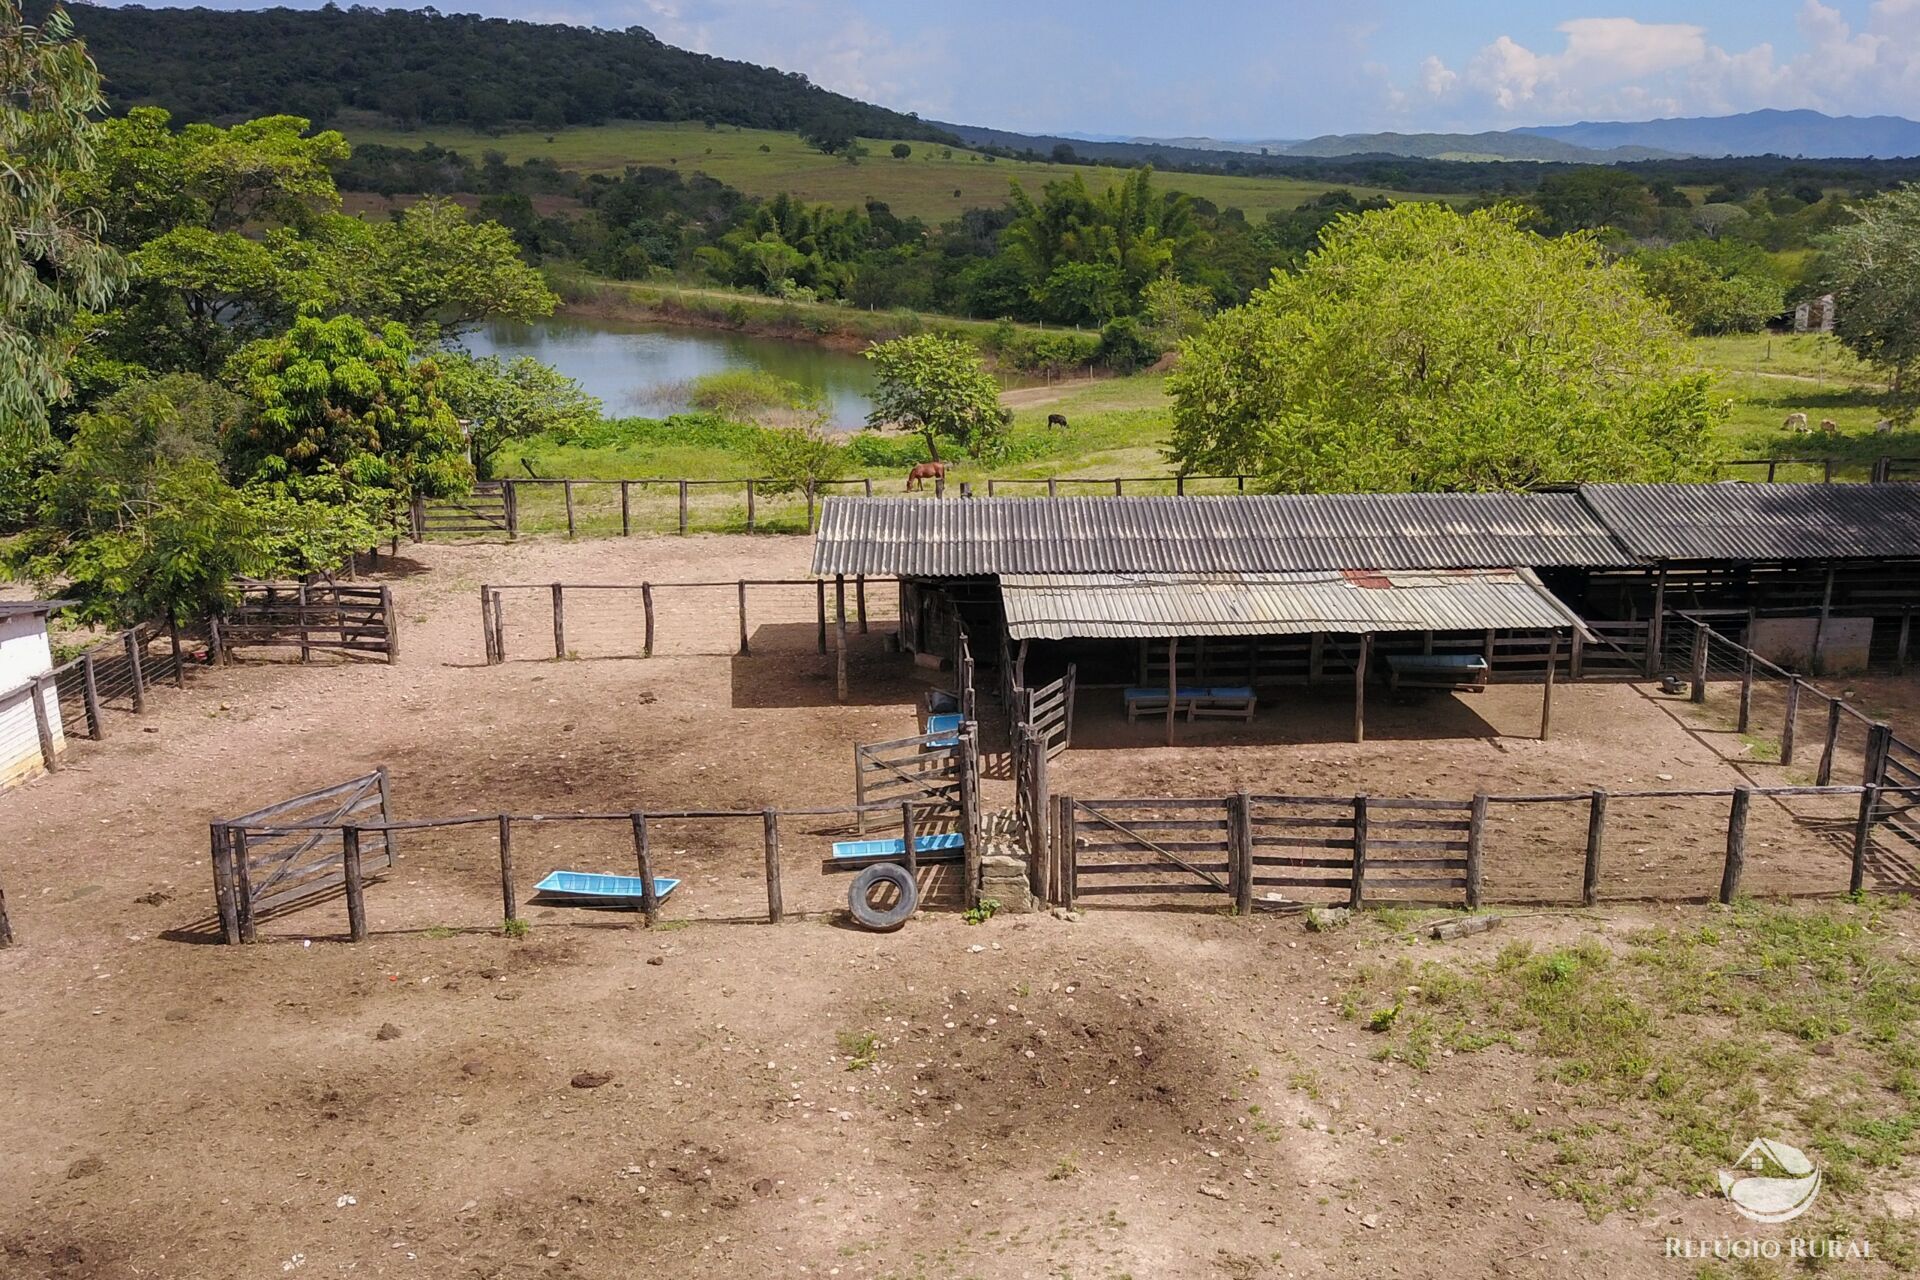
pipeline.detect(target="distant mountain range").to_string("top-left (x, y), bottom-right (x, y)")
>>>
top-left (1047, 110), bottom-right (1920, 163)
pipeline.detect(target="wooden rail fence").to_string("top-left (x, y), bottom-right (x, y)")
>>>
top-left (215, 581), bottom-right (398, 664)
top-left (211, 768), bottom-right (395, 944)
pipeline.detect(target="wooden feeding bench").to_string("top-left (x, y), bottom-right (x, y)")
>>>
top-left (1384, 653), bottom-right (1490, 694)
top-left (1123, 685), bottom-right (1258, 722)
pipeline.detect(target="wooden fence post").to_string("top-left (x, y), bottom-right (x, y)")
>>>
top-left (1864, 721), bottom-right (1893, 786)
top-left (231, 827), bottom-right (256, 943)
top-left (480, 587), bottom-right (497, 665)
top-left (409, 495), bottom-right (425, 542)
top-left (382, 585), bottom-right (398, 663)
top-left (551, 583), bottom-right (566, 659)
top-left (745, 478), bottom-right (756, 533)
top-left (815, 580), bottom-right (828, 654)
top-left (1781, 679), bottom-right (1802, 765)
top-left (737, 581), bottom-right (751, 656)
top-left (642, 583), bottom-right (655, 658)
top-left (168, 617), bottom-right (185, 687)
top-left (497, 813), bottom-right (517, 925)
top-left (490, 590), bottom-right (506, 663)
top-left (631, 813), bottom-right (659, 926)
top-left (1349, 794), bottom-right (1369, 910)
top-left (1466, 793), bottom-right (1488, 909)
top-left (342, 826), bottom-right (368, 942)
top-left (1816, 698), bottom-right (1844, 786)
top-left (1900, 607), bottom-right (1914, 676)
top-left (297, 580), bottom-right (312, 664)
top-left (125, 630), bottom-right (146, 713)
top-left (1058, 795), bottom-right (1076, 911)
top-left (1719, 788), bottom-right (1751, 905)
top-left (763, 809), bottom-right (784, 923)
top-left (1583, 790), bottom-right (1608, 907)
top-left (678, 480), bottom-right (689, 536)
top-left (504, 479), bottom-right (519, 539)
top-left (619, 480), bottom-right (631, 537)
top-left (900, 800), bottom-right (919, 884)
top-left (564, 481), bottom-right (577, 539)
top-left (80, 652), bottom-right (105, 740)
top-left (806, 481), bottom-right (816, 531)
top-left (1689, 622), bottom-right (1708, 703)
top-left (1737, 648), bottom-right (1755, 733)
top-left (210, 823), bottom-right (239, 944)
top-left (208, 613), bottom-right (224, 666)
top-left (1851, 785), bottom-right (1879, 895)
top-left (1232, 790), bottom-right (1254, 916)
top-left (30, 675), bottom-right (59, 773)
top-left (1540, 634), bottom-right (1559, 740)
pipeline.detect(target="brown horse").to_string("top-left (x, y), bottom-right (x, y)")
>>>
top-left (905, 461), bottom-right (946, 491)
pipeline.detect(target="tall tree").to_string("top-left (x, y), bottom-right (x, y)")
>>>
top-left (0, 0), bottom-right (125, 441)
top-left (864, 334), bottom-right (1006, 462)
top-left (1823, 183), bottom-right (1920, 416)
top-left (1168, 203), bottom-right (1720, 491)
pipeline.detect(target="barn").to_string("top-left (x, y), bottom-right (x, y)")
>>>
top-left (810, 483), bottom-right (1920, 738)
top-left (0, 601), bottom-right (71, 789)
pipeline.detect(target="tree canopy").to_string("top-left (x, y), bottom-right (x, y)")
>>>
top-left (1167, 203), bottom-right (1721, 491)
top-left (864, 334), bottom-right (1007, 462)
top-left (1823, 183), bottom-right (1920, 415)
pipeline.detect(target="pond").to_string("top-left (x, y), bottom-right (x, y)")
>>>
top-left (463, 315), bottom-right (879, 425)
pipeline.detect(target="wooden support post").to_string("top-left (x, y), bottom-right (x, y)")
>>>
top-left (1164, 636), bottom-right (1179, 746)
top-left (1851, 785), bottom-right (1879, 895)
top-left (835, 575), bottom-right (849, 702)
top-left (1689, 622), bottom-right (1708, 703)
top-left (935, 475), bottom-right (945, 498)
top-left (497, 813), bottom-right (517, 924)
top-left (856, 576), bottom-right (868, 633)
top-left (1583, 790), bottom-right (1608, 907)
top-left (1812, 563), bottom-right (1836, 675)
top-left (1481, 627), bottom-right (1495, 668)
top-left (1232, 790), bottom-right (1254, 916)
top-left (816, 580), bottom-right (828, 654)
top-left (745, 478), bottom-right (756, 533)
top-left (125, 630), bottom-right (146, 713)
top-left (737, 580), bottom-right (751, 656)
top-left (762, 809), bottom-right (783, 923)
top-left (620, 481), bottom-right (631, 537)
top-left (641, 583), bottom-right (654, 658)
top-left (1308, 632), bottom-right (1324, 683)
top-left (1647, 568), bottom-right (1668, 674)
top-left (1816, 698), bottom-right (1844, 786)
top-left (1466, 793), bottom-right (1488, 909)
top-left (1540, 634), bottom-right (1560, 741)
top-left (169, 617), bottom-right (185, 687)
top-left (1047, 477), bottom-right (1058, 498)
top-left (564, 481), bottom-right (577, 539)
top-left (678, 480), bottom-right (689, 535)
top-left (631, 813), bottom-right (660, 926)
top-left (1737, 647), bottom-right (1755, 733)
top-left (834, 576), bottom-right (847, 642)
top-left (1900, 607), bottom-right (1914, 676)
top-left (31, 677), bottom-right (58, 773)
top-left (342, 826), bottom-right (368, 942)
top-left (1353, 634), bottom-right (1372, 743)
top-left (1111, 478), bottom-right (1122, 497)
top-left (551, 583), bottom-right (566, 659)
top-left (1781, 678), bottom-right (1802, 765)
top-left (863, 478), bottom-right (872, 498)
top-left (1720, 788), bottom-right (1751, 904)
top-left (231, 828), bottom-right (256, 943)
top-left (1058, 795), bottom-right (1076, 911)
top-left (81, 653), bottom-right (105, 740)
top-left (1349, 795), bottom-right (1369, 909)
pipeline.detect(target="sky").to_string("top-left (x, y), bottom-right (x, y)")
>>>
top-left (110, 1), bottom-right (1920, 138)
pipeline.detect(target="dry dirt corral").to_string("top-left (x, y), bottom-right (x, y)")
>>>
top-left (4, 535), bottom-right (1919, 1280)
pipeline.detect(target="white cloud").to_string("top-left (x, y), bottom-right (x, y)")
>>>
top-left (1414, 3), bottom-right (1920, 125)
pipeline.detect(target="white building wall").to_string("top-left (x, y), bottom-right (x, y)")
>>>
top-left (0, 613), bottom-right (65, 788)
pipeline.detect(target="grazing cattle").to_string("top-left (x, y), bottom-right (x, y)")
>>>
top-left (905, 461), bottom-right (946, 491)
top-left (1876, 419), bottom-right (1894, 434)
top-left (1819, 418), bottom-right (1838, 433)
top-left (1784, 412), bottom-right (1809, 432)
top-left (1047, 412), bottom-right (1069, 430)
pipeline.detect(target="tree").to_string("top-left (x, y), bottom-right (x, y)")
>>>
top-left (1, 0), bottom-right (126, 440)
top-left (227, 314), bottom-right (470, 499)
top-left (329, 197), bottom-right (557, 336)
top-left (434, 351), bottom-right (601, 478)
top-left (749, 419), bottom-right (848, 497)
top-left (1823, 184), bottom-right (1920, 414)
top-left (864, 333), bottom-right (1006, 461)
top-left (1167, 203), bottom-right (1720, 491)
top-left (1635, 241), bottom-right (1786, 336)
top-left (890, 142), bottom-right (911, 160)
top-left (1534, 169), bottom-right (1657, 235)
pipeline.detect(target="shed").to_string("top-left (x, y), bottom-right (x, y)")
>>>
top-left (0, 601), bottom-right (71, 788)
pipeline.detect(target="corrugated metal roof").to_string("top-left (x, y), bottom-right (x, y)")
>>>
top-left (999, 569), bottom-right (1585, 640)
top-left (1579, 483), bottom-right (1920, 562)
top-left (811, 493), bottom-right (1633, 577)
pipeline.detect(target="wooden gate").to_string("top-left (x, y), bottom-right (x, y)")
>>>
top-left (854, 731), bottom-right (964, 834)
top-left (212, 768), bottom-right (394, 942)
top-left (1055, 798), bottom-right (1234, 904)
top-left (413, 481), bottom-right (515, 540)
top-left (1019, 664), bottom-right (1076, 759)
top-left (221, 581), bottom-right (398, 662)
top-left (1249, 795), bottom-right (1474, 907)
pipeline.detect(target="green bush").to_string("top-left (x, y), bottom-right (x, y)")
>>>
top-left (546, 411), bottom-right (761, 451)
top-left (685, 369), bottom-right (822, 420)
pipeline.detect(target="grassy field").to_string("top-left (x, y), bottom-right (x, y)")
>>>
top-left (346, 119), bottom-right (1455, 222)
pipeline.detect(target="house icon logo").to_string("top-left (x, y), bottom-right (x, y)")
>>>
top-left (1719, 1138), bottom-right (1822, 1223)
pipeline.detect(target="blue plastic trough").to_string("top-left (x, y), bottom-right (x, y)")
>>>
top-left (831, 832), bottom-right (965, 860)
top-left (531, 871), bottom-right (681, 905)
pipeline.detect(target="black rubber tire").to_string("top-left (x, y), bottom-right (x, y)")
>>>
top-left (848, 862), bottom-right (918, 932)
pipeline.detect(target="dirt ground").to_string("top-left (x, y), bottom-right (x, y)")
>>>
top-left (3, 534), bottom-right (1915, 1279)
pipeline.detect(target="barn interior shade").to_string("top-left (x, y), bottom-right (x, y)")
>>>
top-left (997, 569), bottom-right (1588, 641)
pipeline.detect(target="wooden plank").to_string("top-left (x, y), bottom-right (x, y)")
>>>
top-left (1078, 861), bottom-right (1232, 876)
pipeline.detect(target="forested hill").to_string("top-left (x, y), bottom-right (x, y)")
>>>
top-left (52, 3), bottom-right (957, 142)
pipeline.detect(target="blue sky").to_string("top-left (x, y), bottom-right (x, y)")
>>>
top-left (112, 2), bottom-right (1920, 136)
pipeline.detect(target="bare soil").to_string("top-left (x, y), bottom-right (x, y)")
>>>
top-left (3, 534), bottom-right (1914, 1279)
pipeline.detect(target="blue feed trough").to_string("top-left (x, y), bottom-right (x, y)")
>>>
top-left (531, 870), bottom-right (681, 904)
top-left (832, 832), bottom-right (965, 860)
top-left (924, 712), bottom-right (964, 746)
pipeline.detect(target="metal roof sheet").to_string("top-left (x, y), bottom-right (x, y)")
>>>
top-left (811, 493), bottom-right (1633, 577)
top-left (1578, 483), bottom-right (1920, 562)
top-left (999, 569), bottom-right (1585, 640)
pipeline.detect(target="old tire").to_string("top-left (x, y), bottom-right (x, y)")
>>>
top-left (848, 863), bottom-right (917, 932)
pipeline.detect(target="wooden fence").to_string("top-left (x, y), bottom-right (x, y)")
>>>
top-left (1018, 665), bottom-right (1075, 759)
top-left (1138, 624), bottom-right (1648, 689)
top-left (853, 728), bottom-right (966, 834)
top-left (47, 620), bottom-right (190, 746)
top-left (215, 581), bottom-right (398, 664)
top-left (1043, 781), bottom-right (1912, 914)
top-left (211, 768), bottom-right (394, 944)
